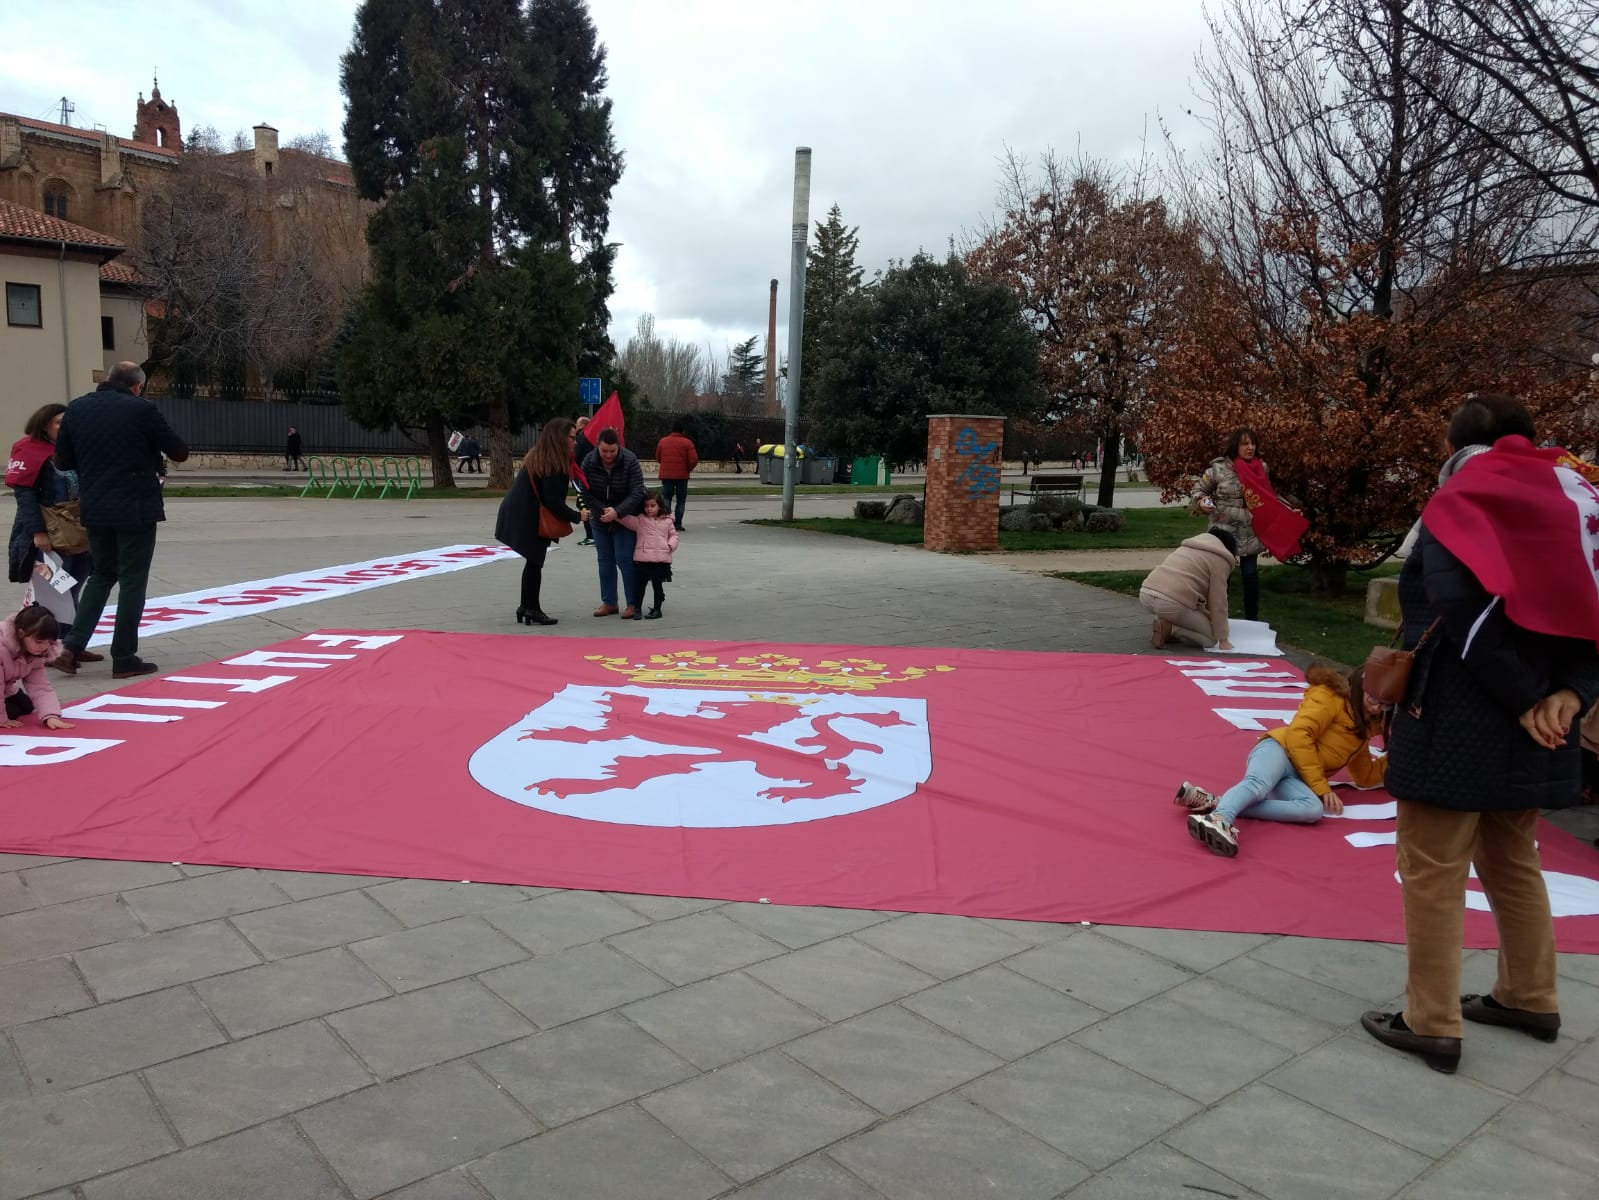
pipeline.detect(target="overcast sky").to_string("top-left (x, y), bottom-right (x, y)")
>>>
top-left (3, 0), bottom-right (1214, 362)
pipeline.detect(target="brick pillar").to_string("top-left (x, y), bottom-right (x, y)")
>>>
top-left (924, 414), bottom-right (1005, 552)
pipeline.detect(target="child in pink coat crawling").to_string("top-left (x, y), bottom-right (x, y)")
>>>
top-left (2, 605), bottom-right (74, 730)
top-left (620, 490), bottom-right (679, 620)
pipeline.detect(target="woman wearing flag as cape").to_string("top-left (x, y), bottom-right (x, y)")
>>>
top-left (1361, 394), bottom-right (1599, 1074)
top-left (1193, 428), bottom-right (1307, 622)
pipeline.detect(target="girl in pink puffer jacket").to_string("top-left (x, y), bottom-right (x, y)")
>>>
top-left (620, 491), bottom-right (679, 620)
top-left (2, 605), bottom-right (74, 729)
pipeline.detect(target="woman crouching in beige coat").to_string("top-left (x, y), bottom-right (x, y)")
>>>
top-left (1140, 527), bottom-right (1239, 650)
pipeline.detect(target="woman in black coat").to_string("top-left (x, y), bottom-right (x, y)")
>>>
top-left (1362, 395), bottom-right (1599, 1073)
top-left (495, 418), bottom-right (585, 626)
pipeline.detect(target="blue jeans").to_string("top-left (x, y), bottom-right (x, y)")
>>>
top-left (593, 520), bottom-right (640, 608)
top-left (659, 478), bottom-right (688, 527)
top-left (1215, 738), bottom-right (1323, 824)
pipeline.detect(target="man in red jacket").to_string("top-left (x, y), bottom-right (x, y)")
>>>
top-left (655, 420), bottom-right (699, 532)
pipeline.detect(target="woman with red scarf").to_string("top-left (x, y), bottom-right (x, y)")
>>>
top-left (1194, 428), bottom-right (1307, 622)
top-left (1360, 394), bottom-right (1599, 1074)
top-left (6, 405), bottom-right (95, 639)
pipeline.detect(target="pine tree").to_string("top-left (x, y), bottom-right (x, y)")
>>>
top-left (337, 0), bottom-right (622, 486)
top-left (801, 204), bottom-right (864, 393)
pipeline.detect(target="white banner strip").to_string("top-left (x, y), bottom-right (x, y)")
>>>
top-left (84, 544), bottom-right (518, 646)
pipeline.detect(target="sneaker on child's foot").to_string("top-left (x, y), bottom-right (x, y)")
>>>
top-left (1187, 811), bottom-right (1239, 857)
top-left (1173, 781), bottom-right (1217, 813)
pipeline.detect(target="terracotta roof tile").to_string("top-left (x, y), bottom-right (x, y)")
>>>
top-left (0, 198), bottom-right (125, 252)
top-left (13, 114), bottom-right (180, 158)
top-left (99, 259), bottom-right (148, 286)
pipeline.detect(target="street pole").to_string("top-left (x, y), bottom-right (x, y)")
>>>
top-left (782, 147), bottom-right (811, 521)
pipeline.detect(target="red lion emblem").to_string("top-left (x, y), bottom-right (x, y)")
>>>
top-left (518, 691), bottom-right (910, 802)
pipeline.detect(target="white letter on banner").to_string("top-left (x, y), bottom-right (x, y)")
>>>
top-left (223, 651), bottom-right (356, 669)
top-left (1174, 660), bottom-right (1299, 680)
top-left (1192, 678), bottom-right (1308, 699)
top-left (62, 696), bottom-right (225, 724)
top-left (0, 735), bottom-right (124, 765)
top-left (302, 634), bottom-right (403, 650)
top-left (1213, 707), bottom-right (1300, 731)
top-left (164, 675), bottom-right (297, 694)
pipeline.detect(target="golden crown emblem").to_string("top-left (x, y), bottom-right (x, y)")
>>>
top-left (583, 650), bottom-right (955, 692)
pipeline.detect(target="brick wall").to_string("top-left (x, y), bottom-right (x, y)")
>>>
top-left (924, 414), bottom-right (1005, 552)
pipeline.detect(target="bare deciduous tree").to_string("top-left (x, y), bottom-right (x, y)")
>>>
top-left (617, 314), bottom-right (708, 408)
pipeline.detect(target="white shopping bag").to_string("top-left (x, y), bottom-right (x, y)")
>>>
top-left (23, 551), bottom-right (77, 626)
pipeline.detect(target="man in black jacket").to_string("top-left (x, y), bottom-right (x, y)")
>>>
top-left (51, 362), bottom-right (189, 678)
top-left (578, 427), bottom-right (646, 618)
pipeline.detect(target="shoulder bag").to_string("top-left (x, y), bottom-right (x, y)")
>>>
top-left (1362, 618), bottom-right (1440, 707)
top-left (42, 500), bottom-right (89, 555)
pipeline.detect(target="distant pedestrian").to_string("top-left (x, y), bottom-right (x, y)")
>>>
top-left (50, 361), bottom-right (189, 679)
top-left (733, 441), bottom-right (745, 474)
top-left (620, 490), bottom-right (679, 620)
top-left (284, 426), bottom-right (303, 471)
top-left (456, 435), bottom-right (482, 474)
top-left (655, 420), bottom-right (699, 531)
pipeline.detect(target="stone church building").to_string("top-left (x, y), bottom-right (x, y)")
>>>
top-left (0, 83), bottom-right (368, 431)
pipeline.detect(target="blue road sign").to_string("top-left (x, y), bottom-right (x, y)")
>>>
top-left (579, 376), bottom-right (602, 407)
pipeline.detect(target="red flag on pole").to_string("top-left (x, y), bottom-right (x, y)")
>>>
top-left (590, 391), bottom-right (625, 448)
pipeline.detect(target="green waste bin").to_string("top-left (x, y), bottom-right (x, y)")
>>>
top-left (851, 455), bottom-right (881, 486)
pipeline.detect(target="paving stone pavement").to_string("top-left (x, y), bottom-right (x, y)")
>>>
top-left (2, 492), bottom-right (1596, 1200)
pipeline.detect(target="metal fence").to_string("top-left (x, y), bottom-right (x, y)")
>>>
top-left (142, 390), bottom-right (801, 460)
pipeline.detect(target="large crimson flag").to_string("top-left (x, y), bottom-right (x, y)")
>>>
top-left (1422, 436), bottom-right (1599, 646)
top-left (1234, 456), bottom-right (1308, 560)
top-left (590, 391), bottom-right (625, 448)
top-left (4, 631), bottom-right (1597, 949)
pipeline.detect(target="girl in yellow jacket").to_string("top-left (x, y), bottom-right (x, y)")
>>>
top-left (1177, 664), bottom-right (1388, 858)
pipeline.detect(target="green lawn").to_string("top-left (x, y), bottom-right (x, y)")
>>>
top-left (1058, 563), bottom-right (1400, 667)
top-left (748, 506), bottom-right (1198, 550)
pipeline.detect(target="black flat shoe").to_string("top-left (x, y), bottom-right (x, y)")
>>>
top-left (1360, 1010), bottom-right (1461, 1073)
top-left (644, 607), bottom-right (662, 619)
top-left (1461, 994), bottom-right (1559, 1042)
top-left (112, 658), bottom-right (160, 679)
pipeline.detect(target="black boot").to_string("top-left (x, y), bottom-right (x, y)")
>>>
top-left (517, 607), bottom-right (558, 626)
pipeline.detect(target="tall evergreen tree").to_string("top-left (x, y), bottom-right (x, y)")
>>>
top-left (337, 0), bottom-right (622, 486)
top-left (801, 204), bottom-right (864, 392)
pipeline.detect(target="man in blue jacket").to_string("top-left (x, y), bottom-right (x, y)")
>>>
top-left (579, 427), bottom-right (646, 618)
top-left (50, 362), bottom-right (189, 679)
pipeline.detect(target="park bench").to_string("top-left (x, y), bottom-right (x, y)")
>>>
top-left (1011, 472), bottom-right (1084, 503)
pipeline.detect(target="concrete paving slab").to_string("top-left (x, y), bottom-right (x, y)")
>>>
top-left (719, 900), bottom-right (896, 948)
top-left (621, 970), bottom-right (826, 1070)
top-left (73, 917), bottom-right (262, 1001)
top-left (479, 941), bottom-right (673, 1029)
top-left (1399, 1133), bottom-right (1596, 1200)
top-left (475, 1011), bottom-right (696, 1127)
top-left (17, 858), bottom-right (182, 907)
top-left (193, 945), bottom-right (392, 1037)
top-left (479, 888), bottom-right (651, 953)
top-left (361, 878), bottom-right (550, 927)
top-left (961, 1040), bottom-right (1200, 1170)
top-left (11, 985), bottom-right (226, 1091)
top-left (230, 887), bottom-right (404, 959)
top-left (1165, 1083), bottom-right (1430, 1200)
top-left (347, 914), bottom-right (531, 992)
top-left (471, 1105), bottom-right (730, 1200)
top-left (297, 1061), bottom-right (537, 1199)
top-left (0, 956), bottom-right (94, 1026)
top-left (898, 962), bottom-right (1103, 1059)
top-left (827, 1093), bottom-right (1091, 1200)
top-left (743, 936), bottom-right (938, 1022)
top-left (79, 1121), bottom-right (351, 1200)
top-left (0, 1075), bottom-right (176, 1200)
top-left (848, 911), bottom-right (1031, 978)
top-left (1005, 930), bottom-right (1191, 1012)
top-left (1061, 1143), bottom-right (1268, 1200)
top-left (143, 1019), bottom-right (373, 1143)
top-left (118, 866), bottom-right (294, 931)
top-left (639, 1051), bottom-right (877, 1182)
top-left (326, 978), bottom-right (533, 1079)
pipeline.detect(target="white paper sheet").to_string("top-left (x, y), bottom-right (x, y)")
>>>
top-left (1205, 619), bottom-right (1283, 657)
